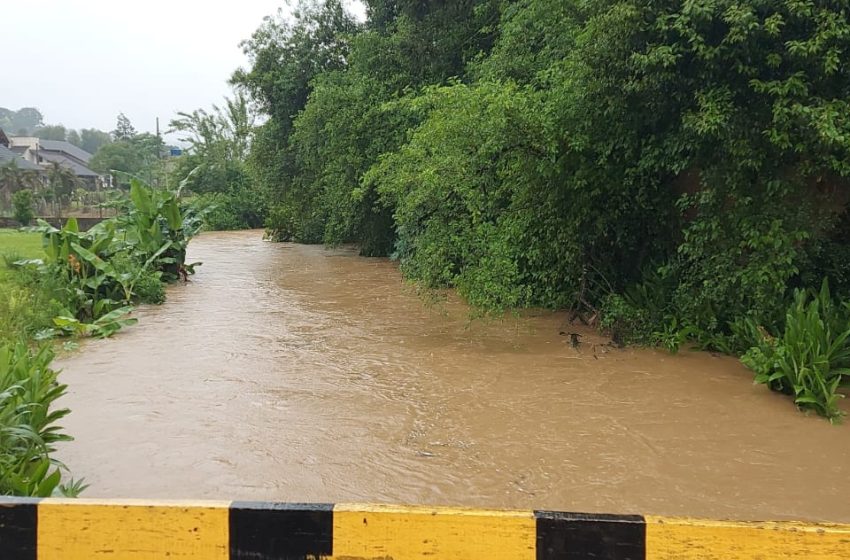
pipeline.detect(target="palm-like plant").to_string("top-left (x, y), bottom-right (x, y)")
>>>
top-left (46, 162), bottom-right (80, 218)
top-left (0, 161), bottom-right (40, 211)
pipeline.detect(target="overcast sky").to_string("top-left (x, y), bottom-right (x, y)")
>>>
top-left (2, 1), bottom-right (366, 141)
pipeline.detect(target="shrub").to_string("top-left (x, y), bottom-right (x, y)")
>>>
top-left (132, 270), bottom-right (166, 305)
top-left (11, 190), bottom-right (34, 226)
top-left (0, 282), bottom-right (64, 345)
top-left (599, 294), bottom-right (651, 346)
top-left (194, 187), bottom-right (266, 231)
top-left (741, 281), bottom-right (850, 422)
top-left (0, 261), bottom-right (68, 345)
top-left (0, 343), bottom-right (82, 496)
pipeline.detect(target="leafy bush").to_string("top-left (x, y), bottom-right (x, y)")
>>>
top-left (265, 204), bottom-right (300, 242)
top-left (599, 294), bottom-right (651, 346)
top-left (53, 307), bottom-right (138, 339)
top-left (367, 82), bottom-right (562, 309)
top-left (742, 281), bottom-right (850, 422)
top-left (0, 281), bottom-right (64, 346)
top-left (193, 187), bottom-right (266, 231)
top-left (17, 177), bottom-right (203, 338)
top-left (11, 190), bottom-right (34, 226)
top-left (132, 270), bottom-right (166, 305)
top-left (0, 343), bottom-right (82, 496)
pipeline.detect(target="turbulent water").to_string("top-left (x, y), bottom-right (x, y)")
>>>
top-left (56, 230), bottom-right (850, 522)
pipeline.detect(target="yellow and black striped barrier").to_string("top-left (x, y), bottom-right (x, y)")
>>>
top-left (0, 498), bottom-right (848, 559)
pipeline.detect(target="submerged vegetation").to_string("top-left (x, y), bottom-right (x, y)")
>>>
top-left (229, 0), bottom-right (850, 419)
top-left (0, 178), bottom-right (203, 495)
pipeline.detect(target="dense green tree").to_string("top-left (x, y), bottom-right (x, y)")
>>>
top-left (232, 1), bottom-right (358, 130)
top-left (366, 83), bottom-right (561, 307)
top-left (79, 129), bottom-right (112, 154)
top-left (360, 0), bottom-right (500, 88)
top-left (231, 0), bottom-right (360, 233)
top-left (0, 107), bottom-right (43, 134)
top-left (34, 125), bottom-right (68, 141)
top-left (89, 133), bottom-right (162, 185)
top-left (473, 0), bottom-right (581, 84)
top-left (285, 67), bottom-right (412, 251)
top-left (11, 189), bottom-right (34, 225)
top-left (90, 142), bottom-right (141, 176)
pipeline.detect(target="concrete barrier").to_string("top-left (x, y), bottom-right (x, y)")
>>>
top-left (0, 499), bottom-right (847, 559)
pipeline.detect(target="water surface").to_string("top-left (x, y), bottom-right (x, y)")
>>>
top-left (57, 231), bottom-right (850, 522)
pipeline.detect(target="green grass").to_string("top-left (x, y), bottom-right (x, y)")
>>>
top-left (0, 229), bottom-right (42, 254)
top-left (0, 229), bottom-right (42, 282)
top-left (0, 229), bottom-right (54, 344)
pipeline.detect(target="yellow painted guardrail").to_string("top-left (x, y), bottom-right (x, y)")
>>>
top-left (0, 498), bottom-right (848, 559)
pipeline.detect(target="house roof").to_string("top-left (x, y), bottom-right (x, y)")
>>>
top-left (37, 139), bottom-right (93, 164)
top-left (0, 145), bottom-right (42, 171)
top-left (38, 151), bottom-right (99, 177)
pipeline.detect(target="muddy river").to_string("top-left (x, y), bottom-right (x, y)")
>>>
top-left (56, 230), bottom-right (850, 522)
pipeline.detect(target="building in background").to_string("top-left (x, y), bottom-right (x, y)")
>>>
top-left (7, 135), bottom-right (103, 189)
top-left (0, 129), bottom-right (43, 173)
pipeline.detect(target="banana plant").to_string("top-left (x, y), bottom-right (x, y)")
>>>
top-left (53, 306), bottom-right (138, 339)
top-left (17, 175), bottom-right (204, 340)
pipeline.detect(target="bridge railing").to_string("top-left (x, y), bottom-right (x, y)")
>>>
top-left (0, 498), bottom-right (847, 559)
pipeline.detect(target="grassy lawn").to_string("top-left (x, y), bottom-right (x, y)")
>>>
top-left (0, 229), bottom-right (51, 344)
top-left (0, 229), bottom-right (42, 281)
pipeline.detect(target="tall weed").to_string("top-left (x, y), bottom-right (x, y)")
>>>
top-left (0, 343), bottom-right (82, 496)
top-left (742, 281), bottom-right (850, 422)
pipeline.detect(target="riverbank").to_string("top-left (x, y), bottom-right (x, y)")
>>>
top-left (0, 180), bottom-right (206, 496)
top-left (55, 230), bottom-right (850, 522)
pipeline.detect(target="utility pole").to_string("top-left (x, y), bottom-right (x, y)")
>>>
top-left (155, 117), bottom-right (162, 188)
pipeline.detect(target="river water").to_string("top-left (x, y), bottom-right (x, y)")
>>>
top-left (56, 231), bottom-right (850, 522)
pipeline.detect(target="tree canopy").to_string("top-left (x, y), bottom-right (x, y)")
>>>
top-left (0, 107), bottom-right (43, 135)
top-left (233, 0), bottom-right (850, 353)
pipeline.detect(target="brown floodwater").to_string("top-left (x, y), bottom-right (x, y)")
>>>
top-left (56, 230), bottom-right (850, 522)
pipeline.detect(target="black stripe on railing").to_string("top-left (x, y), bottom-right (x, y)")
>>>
top-left (229, 502), bottom-right (333, 559)
top-left (535, 511), bottom-right (646, 560)
top-left (0, 498), bottom-right (38, 560)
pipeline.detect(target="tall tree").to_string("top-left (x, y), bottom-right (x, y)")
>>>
top-left (232, 0), bottom-right (359, 135)
top-left (170, 93), bottom-right (253, 163)
top-left (0, 107), bottom-right (44, 134)
top-left (357, 0), bottom-right (500, 89)
top-left (112, 113), bottom-right (137, 141)
top-left (231, 0), bottom-right (360, 225)
top-left (0, 107), bottom-right (45, 135)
